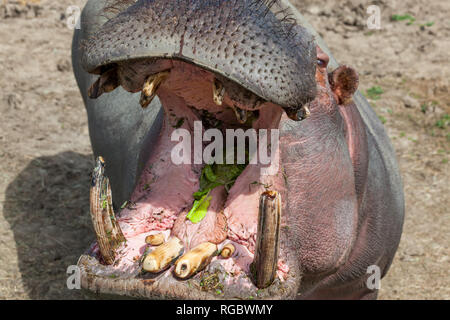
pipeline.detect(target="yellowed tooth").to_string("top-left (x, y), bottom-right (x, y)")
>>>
top-left (220, 243), bottom-right (235, 259)
top-left (213, 79), bottom-right (225, 106)
top-left (145, 233), bottom-right (165, 246)
top-left (140, 71), bottom-right (170, 108)
top-left (142, 237), bottom-right (184, 273)
top-left (300, 105), bottom-right (311, 120)
top-left (90, 157), bottom-right (126, 265)
top-left (88, 68), bottom-right (119, 99)
top-left (174, 242), bottom-right (217, 279)
top-left (251, 190), bottom-right (281, 288)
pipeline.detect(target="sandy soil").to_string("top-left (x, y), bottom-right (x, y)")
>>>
top-left (0, 0), bottom-right (448, 299)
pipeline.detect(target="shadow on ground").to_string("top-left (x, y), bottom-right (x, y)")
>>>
top-left (3, 152), bottom-right (95, 299)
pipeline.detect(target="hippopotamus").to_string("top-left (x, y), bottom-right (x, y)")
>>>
top-left (72, 0), bottom-right (404, 299)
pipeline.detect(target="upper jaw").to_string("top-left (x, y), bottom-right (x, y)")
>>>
top-left (81, 0), bottom-right (317, 112)
top-left (87, 57), bottom-right (313, 123)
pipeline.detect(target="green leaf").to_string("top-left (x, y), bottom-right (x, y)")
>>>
top-left (204, 165), bottom-right (217, 182)
top-left (188, 157), bottom-right (248, 223)
top-left (186, 193), bottom-right (212, 224)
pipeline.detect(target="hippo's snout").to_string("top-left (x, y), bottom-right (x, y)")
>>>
top-left (73, 0), bottom-right (404, 301)
top-left (81, 0), bottom-right (317, 115)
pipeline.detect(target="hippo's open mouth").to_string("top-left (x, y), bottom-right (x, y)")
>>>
top-left (77, 0), bottom-right (318, 299)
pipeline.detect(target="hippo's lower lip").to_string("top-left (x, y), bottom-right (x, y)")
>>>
top-left (79, 57), bottom-right (301, 299)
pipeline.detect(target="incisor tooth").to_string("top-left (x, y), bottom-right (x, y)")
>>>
top-left (140, 71), bottom-right (170, 109)
top-left (213, 79), bottom-right (225, 106)
top-left (220, 243), bottom-right (235, 259)
top-left (251, 190), bottom-right (281, 288)
top-left (174, 242), bottom-right (217, 279)
top-left (142, 237), bottom-right (184, 273)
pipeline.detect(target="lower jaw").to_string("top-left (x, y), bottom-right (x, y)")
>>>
top-left (80, 88), bottom-right (298, 299)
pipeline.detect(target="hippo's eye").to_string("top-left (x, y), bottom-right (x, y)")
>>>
top-left (317, 59), bottom-right (326, 68)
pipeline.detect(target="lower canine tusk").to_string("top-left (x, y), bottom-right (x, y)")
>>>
top-left (174, 242), bottom-right (217, 279)
top-left (90, 156), bottom-right (126, 265)
top-left (251, 190), bottom-right (281, 288)
top-left (139, 71), bottom-right (170, 109)
top-left (142, 237), bottom-right (184, 273)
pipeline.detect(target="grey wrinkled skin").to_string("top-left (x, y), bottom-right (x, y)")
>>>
top-left (72, 0), bottom-right (404, 299)
top-left (72, 0), bottom-right (164, 206)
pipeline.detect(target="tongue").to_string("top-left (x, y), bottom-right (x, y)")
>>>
top-left (172, 186), bottom-right (228, 250)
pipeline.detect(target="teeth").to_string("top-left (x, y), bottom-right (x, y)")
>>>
top-left (89, 156), bottom-right (126, 265)
top-left (232, 105), bottom-right (248, 124)
top-left (299, 105), bottom-right (311, 120)
top-left (251, 190), bottom-right (281, 288)
top-left (142, 237), bottom-right (184, 273)
top-left (88, 68), bottom-right (119, 99)
top-left (285, 105), bottom-right (311, 121)
top-left (140, 71), bottom-right (170, 109)
top-left (174, 242), bottom-right (217, 279)
top-left (220, 243), bottom-right (235, 259)
top-left (213, 79), bottom-right (226, 106)
top-left (145, 233), bottom-right (165, 246)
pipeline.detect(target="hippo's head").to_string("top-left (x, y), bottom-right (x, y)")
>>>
top-left (75, 0), bottom-right (361, 299)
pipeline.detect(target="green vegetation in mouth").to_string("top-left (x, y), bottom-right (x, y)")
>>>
top-left (186, 192), bottom-right (212, 224)
top-left (186, 161), bottom-right (247, 224)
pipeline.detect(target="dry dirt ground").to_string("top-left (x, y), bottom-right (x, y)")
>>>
top-left (0, 0), bottom-right (448, 299)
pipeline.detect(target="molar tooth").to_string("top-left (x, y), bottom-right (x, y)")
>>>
top-left (220, 243), bottom-right (235, 259)
top-left (232, 105), bottom-right (248, 124)
top-left (140, 71), bottom-right (170, 109)
top-left (213, 79), bottom-right (226, 106)
top-left (88, 68), bottom-right (119, 99)
top-left (89, 157), bottom-right (126, 265)
top-left (174, 242), bottom-right (217, 279)
top-left (145, 233), bottom-right (165, 246)
top-left (299, 105), bottom-right (311, 120)
top-left (251, 190), bottom-right (281, 288)
top-left (285, 105), bottom-right (311, 121)
top-left (142, 237), bottom-right (184, 273)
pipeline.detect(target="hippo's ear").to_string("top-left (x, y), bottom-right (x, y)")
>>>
top-left (329, 66), bottom-right (359, 105)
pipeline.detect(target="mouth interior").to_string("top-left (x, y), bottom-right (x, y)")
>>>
top-left (88, 58), bottom-right (290, 292)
